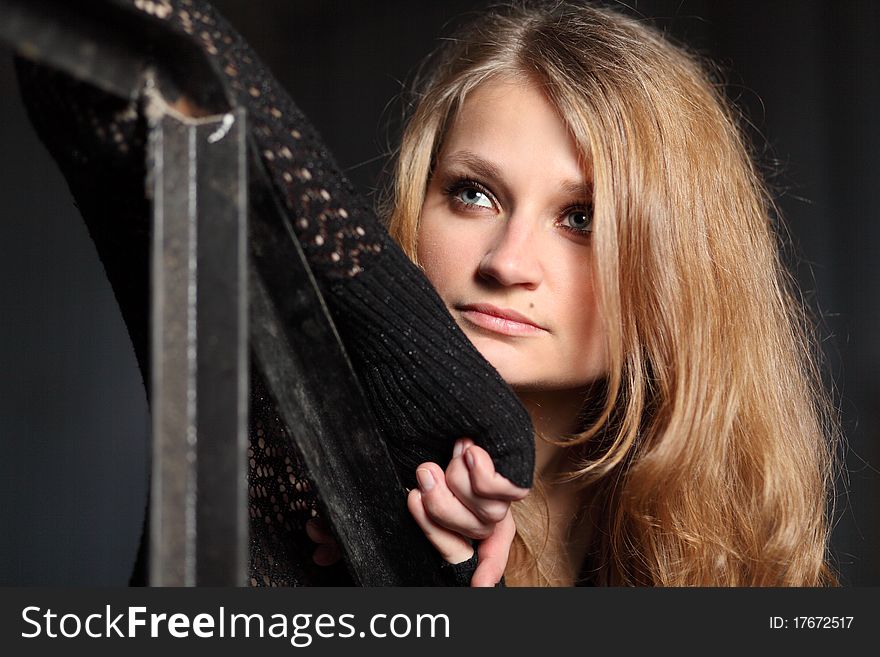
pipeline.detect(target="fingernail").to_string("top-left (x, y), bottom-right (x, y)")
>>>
top-left (464, 448), bottom-right (475, 470)
top-left (453, 440), bottom-right (463, 458)
top-left (416, 468), bottom-right (435, 492)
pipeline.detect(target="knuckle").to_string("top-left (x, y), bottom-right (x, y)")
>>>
top-left (466, 524), bottom-right (494, 541)
top-left (470, 477), bottom-right (495, 498)
top-left (446, 454), bottom-right (468, 479)
top-left (406, 490), bottom-right (423, 518)
top-left (419, 493), bottom-right (439, 517)
top-left (445, 470), bottom-right (469, 499)
top-left (480, 504), bottom-right (509, 524)
top-left (421, 493), bottom-right (452, 522)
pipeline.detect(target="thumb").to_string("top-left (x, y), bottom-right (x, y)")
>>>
top-left (471, 510), bottom-right (516, 587)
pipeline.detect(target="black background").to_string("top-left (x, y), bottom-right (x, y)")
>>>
top-left (0, 0), bottom-right (877, 586)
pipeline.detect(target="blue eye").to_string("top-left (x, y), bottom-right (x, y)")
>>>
top-left (457, 187), bottom-right (494, 209)
top-left (562, 208), bottom-right (592, 233)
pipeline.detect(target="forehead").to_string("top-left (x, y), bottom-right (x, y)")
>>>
top-left (441, 77), bottom-right (591, 184)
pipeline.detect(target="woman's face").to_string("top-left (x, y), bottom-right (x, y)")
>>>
top-left (417, 78), bottom-right (608, 393)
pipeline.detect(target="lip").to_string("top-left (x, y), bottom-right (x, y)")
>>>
top-left (457, 303), bottom-right (547, 337)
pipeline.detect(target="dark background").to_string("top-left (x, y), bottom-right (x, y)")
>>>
top-left (0, 0), bottom-right (877, 585)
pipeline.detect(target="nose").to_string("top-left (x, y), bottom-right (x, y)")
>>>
top-left (477, 213), bottom-right (543, 289)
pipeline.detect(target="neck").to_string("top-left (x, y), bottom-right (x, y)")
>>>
top-left (514, 388), bottom-right (585, 478)
top-left (515, 387), bottom-right (595, 583)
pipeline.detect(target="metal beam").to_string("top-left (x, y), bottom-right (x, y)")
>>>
top-left (149, 104), bottom-right (248, 586)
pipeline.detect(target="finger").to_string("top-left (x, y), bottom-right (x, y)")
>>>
top-left (452, 437), bottom-right (474, 459)
top-left (312, 542), bottom-right (342, 567)
top-left (445, 452), bottom-right (511, 525)
top-left (306, 518), bottom-right (342, 567)
top-left (416, 463), bottom-right (494, 540)
top-left (407, 488), bottom-right (474, 565)
top-left (465, 445), bottom-right (531, 501)
top-left (305, 518), bottom-right (333, 544)
top-left (471, 510), bottom-right (517, 587)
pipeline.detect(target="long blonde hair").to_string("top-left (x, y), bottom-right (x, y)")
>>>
top-left (381, 1), bottom-right (839, 586)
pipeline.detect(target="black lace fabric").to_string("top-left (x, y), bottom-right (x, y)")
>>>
top-left (153, 0), bottom-right (386, 281)
top-left (247, 368), bottom-right (351, 586)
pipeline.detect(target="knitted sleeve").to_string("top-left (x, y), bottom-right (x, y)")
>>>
top-left (14, 0), bottom-right (535, 493)
top-left (164, 0), bottom-right (536, 488)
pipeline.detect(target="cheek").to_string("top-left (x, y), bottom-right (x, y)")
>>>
top-left (574, 291), bottom-right (607, 370)
top-left (415, 220), bottom-right (447, 290)
top-left (416, 214), bottom-right (473, 296)
top-left (553, 258), bottom-right (609, 375)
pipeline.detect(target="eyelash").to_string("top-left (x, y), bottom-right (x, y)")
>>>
top-left (443, 177), bottom-right (496, 211)
top-left (441, 176), bottom-right (593, 236)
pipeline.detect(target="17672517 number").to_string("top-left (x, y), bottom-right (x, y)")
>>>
top-left (769, 616), bottom-right (854, 629)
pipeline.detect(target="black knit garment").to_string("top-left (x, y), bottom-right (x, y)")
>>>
top-left (14, 0), bottom-right (535, 493)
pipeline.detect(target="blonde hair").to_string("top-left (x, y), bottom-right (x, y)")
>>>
top-left (381, 1), bottom-right (839, 586)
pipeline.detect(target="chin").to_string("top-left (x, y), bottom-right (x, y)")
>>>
top-left (472, 344), bottom-right (535, 385)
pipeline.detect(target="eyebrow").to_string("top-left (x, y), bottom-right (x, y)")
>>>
top-left (442, 150), bottom-right (503, 182)
top-left (441, 149), bottom-right (593, 199)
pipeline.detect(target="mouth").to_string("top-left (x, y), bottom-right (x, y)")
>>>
top-left (456, 303), bottom-right (548, 337)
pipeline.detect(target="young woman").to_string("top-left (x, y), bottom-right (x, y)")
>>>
top-left (17, 0), bottom-right (838, 587)
top-left (378, 1), bottom-right (840, 586)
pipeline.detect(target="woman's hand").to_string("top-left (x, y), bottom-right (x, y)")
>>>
top-left (407, 438), bottom-right (530, 586)
top-left (305, 517), bottom-right (341, 566)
